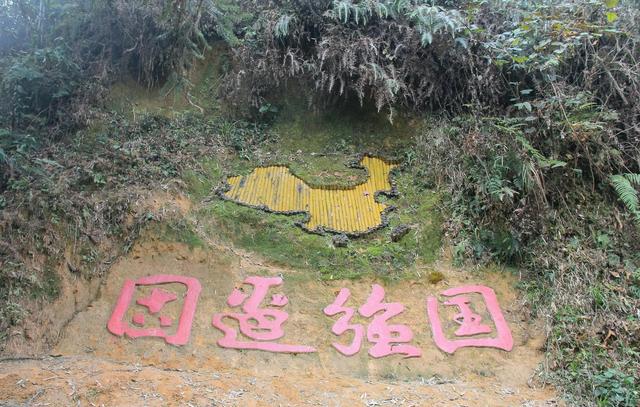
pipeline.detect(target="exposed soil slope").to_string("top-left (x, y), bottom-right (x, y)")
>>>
top-left (0, 195), bottom-right (560, 405)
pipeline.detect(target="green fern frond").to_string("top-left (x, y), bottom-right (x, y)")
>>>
top-left (374, 2), bottom-right (388, 18)
top-left (333, 0), bottom-right (351, 23)
top-left (0, 147), bottom-right (7, 165)
top-left (516, 135), bottom-right (566, 169)
top-left (610, 173), bottom-right (640, 225)
top-left (624, 173), bottom-right (640, 185)
top-left (368, 62), bottom-right (385, 81)
top-left (274, 14), bottom-right (294, 39)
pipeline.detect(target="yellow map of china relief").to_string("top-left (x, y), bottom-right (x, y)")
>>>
top-left (221, 156), bottom-right (398, 234)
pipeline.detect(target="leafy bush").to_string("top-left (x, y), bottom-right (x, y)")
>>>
top-left (0, 0), bottom-right (255, 110)
top-left (0, 0), bottom-right (255, 192)
top-left (401, 3), bottom-right (640, 398)
top-left (594, 368), bottom-right (638, 407)
top-left (0, 45), bottom-right (81, 130)
top-left (223, 0), bottom-right (640, 127)
top-left (225, 0), bottom-right (484, 118)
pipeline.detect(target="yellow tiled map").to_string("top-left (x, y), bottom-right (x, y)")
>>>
top-left (222, 156), bottom-right (397, 234)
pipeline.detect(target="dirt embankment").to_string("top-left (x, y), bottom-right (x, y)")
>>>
top-left (1, 208), bottom-right (560, 405)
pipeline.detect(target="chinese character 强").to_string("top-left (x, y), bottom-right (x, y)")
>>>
top-left (107, 274), bottom-right (201, 346)
top-left (212, 276), bottom-right (316, 353)
top-left (324, 284), bottom-right (421, 358)
top-left (323, 288), bottom-right (364, 356)
top-left (426, 285), bottom-right (513, 354)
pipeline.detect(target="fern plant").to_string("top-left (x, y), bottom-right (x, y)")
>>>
top-left (331, 0), bottom-right (390, 25)
top-left (274, 14), bottom-right (295, 39)
top-left (328, 0), bottom-right (465, 46)
top-left (408, 4), bottom-right (464, 46)
top-left (610, 173), bottom-right (640, 226)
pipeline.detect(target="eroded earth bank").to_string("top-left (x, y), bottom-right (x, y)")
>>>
top-left (0, 194), bottom-right (560, 406)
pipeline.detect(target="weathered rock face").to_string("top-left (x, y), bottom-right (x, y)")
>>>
top-left (390, 224), bottom-right (411, 242)
top-left (332, 233), bottom-right (349, 247)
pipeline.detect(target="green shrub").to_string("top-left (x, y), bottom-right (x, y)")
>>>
top-left (0, 45), bottom-right (80, 130)
top-left (594, 368), bottom-right (639, 407)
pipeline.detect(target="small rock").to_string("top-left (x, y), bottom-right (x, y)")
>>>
top-left (332, 234), bottom-right (349, 247)
top-left (427, 271), bottom-right (445, 284)
top-left (67, 261), bottom-right (79, 274)
top-left (390, 225), bottom-right (411, 242)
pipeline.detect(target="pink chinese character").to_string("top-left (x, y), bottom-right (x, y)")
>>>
top-left (323, 288), bottom-right (364, 356)
top-left (426, 285), bottom-right (514, 354)
top-left (324, 284), bottom-right (421, 358)
top-left (107, 274), bottom-right (201, 346)
top-left (212, 276), bottom-right (316, 353)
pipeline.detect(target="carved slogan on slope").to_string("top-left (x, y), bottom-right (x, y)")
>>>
top-left (220, 156), bottom-right (398, 234)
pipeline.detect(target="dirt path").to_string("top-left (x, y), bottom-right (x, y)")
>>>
top-left (0, 355), bottom-right (557, 406)
top-left (0, 228), bottom-right (560, 406)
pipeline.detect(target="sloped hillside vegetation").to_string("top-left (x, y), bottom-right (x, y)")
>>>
top-left (0, 0), bottom-right (639, 405)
